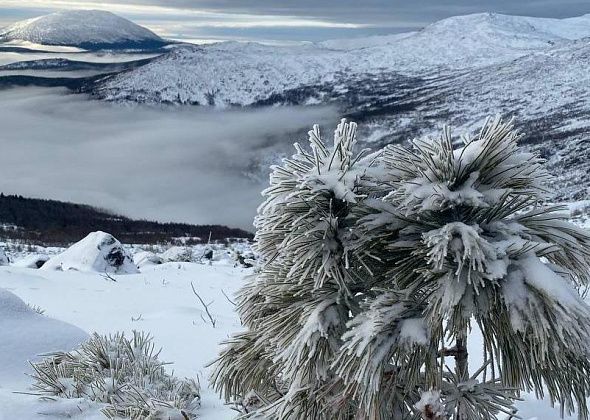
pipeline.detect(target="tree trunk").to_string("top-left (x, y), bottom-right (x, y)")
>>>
top-left (454, 332), bottom-right (469, 420)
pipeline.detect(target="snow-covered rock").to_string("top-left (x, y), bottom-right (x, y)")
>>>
top-left (0, 287), bottom-right (87, 384)
top-left (0, 248), bottom-right (9, 266)
top-left (41, 231), bottom-right (139, 274)
top-left (161, 246), bottom-right (193, 263)
top-left (12, 254), bottom-right (50, 269)
top-left (133, 250), bottom-right (164, 268)
top-left (0, 10), bottom-right (166, 50)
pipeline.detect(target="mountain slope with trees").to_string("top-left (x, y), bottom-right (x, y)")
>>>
top-left (0, 194), bottom-right (251, 246)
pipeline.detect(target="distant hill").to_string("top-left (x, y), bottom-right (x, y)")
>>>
top-left (0, 194), bottom-right (252, 246)
top-left (0, 10), bottom-right (168, 50)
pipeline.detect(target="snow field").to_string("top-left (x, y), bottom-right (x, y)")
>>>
top-left (0, 262), bottom-right (249, 419)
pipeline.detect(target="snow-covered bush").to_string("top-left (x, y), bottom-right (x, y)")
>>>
top-left (12, 253), bottom-right (50, 269)
top-left (0, 247), bottom-right (9, 265)
top-left (30, 331), bottom-right (200, 419)
top-left (134, 250), bottom-right (164, 268)
top-left (161, 246), bottom-right (193, 263)
top-left (211, 117), bottom-right (590, 419)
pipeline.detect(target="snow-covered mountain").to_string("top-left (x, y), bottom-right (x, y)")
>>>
top-left (82, 12), bottom-right (590, 203)
top-left (92, 12), bottom-right (590, 106)
top-left (3, 11), bottom-right (590, 203)
top-left (363, 38), bottom-right (590, 202)
top-left (0, 10), bottom-right (167, 50)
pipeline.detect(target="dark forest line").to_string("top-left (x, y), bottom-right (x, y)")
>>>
top-left (0, 193), bottom-right (252, 246)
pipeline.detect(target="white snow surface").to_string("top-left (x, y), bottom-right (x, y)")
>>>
top-left (41, 231), bottom-right (139, 274)
top-left (0, 262), bottom-right (246, 419)
top-left (0, 257), bottom-right (584, 419)
top-left (0, 10), bottom-right (163, 48)
top-left (0, 287), bottom-right (87, 386)
top-left (96, 12), bottom-right (590, 106)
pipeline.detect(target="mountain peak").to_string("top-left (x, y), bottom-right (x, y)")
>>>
top-left (422, 12), bottom-right (590, 41)
top-left (0, 9), bottom-right (167, 50)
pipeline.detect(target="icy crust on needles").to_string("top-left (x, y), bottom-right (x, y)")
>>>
top-left (42, 231), bottom-right (139, 274)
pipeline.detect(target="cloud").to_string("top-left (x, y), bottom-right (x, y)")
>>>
top-left (0, 87), bottom-right (339, 229)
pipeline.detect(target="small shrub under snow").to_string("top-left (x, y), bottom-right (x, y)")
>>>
top-left (0, 247), bottom-right (9, 266)
top-left (29, 331), bottom-right (200, 419)
top-left (161, 246), bottom-right (193, 263)
top-left (12, 253), bottom-right (50, 269)
top-left (134, 250), bottom-right (164, 268)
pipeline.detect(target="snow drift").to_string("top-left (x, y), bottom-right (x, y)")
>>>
top-left (42, 231), bottom-right (139, 274)
top-left (0, 10), bottom-right (166, 50)
top-left (0, 287), bottom-right (87, 385)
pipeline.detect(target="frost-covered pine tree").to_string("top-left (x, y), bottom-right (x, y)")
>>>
top-left (211, 117), bottom-right (590, 420)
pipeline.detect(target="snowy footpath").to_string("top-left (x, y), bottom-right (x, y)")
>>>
top-left (0, 262), bottom-right (583, 419)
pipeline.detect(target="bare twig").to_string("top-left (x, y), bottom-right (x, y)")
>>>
top-left (221, 288), bottom-right (236, 306)
top-left (191, 282), bottom-right (217, 328)
top-left (102, 272), bottom-right (117, 282)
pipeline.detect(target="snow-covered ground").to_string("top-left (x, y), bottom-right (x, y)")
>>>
top-left (0, 244), bottom-right (586, 419)
top-left (0, 261), bottom-right (249, 419)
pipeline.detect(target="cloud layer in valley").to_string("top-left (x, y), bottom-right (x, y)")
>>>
top-left (0, 87), bottom-right (339, 230)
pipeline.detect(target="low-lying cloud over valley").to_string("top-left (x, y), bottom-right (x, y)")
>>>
top-left (0, 87), bottom-right (338, 229)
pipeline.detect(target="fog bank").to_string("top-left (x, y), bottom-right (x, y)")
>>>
top-left (0, 87), bottom-right (339, 229)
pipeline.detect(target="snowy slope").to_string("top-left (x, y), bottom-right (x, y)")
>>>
top-left (346, 38), bottom-right (590, 202)
top-left (322, 12), bottom-right (590, 50)
top-left (0, 287), bottom-right (87, 386)
top-left (325, 12), bottom-right (590, 69)
top-left (94, 43), bottom-right (348, 105)
top-left (0, 263), bottom-right (245, 419)
top-left (0, 10), bottom-right (166, 50)
top-left (0, 261), bottom-right (584, 420)
top-left (86, 12), bottom-right (590, 203)
top-left (93, 12), bottom-right (590, 106)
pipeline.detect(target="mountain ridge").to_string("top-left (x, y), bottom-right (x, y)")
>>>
top-left (91, 12), bottom-right (590, 106)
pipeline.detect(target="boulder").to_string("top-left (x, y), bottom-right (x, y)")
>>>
top-left (41, 231), bottom-right (139, 274)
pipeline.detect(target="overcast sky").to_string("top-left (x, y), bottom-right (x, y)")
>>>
top-left (1, 0), bottom-right (589, 42)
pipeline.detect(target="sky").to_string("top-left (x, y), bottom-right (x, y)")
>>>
top-left (1, 0), bottom-right (589, 42)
